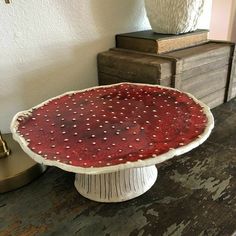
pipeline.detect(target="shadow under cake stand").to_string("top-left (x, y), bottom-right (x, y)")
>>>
top-left (11, 83), bottom-right (214, 202)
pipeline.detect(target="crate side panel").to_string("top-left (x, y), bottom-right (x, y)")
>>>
top-left (165, 43), bottom-right (231, 71)
top-left (181, 66), bottom-right (228, 98)
top-left (98, 72), bottom-right (172, 87)
top-left (180, 56), bottom-right (230, 81)
top-left (200, 89), bottom-right (225, 109)
top-left (98, 51), bottom-right (172, 84)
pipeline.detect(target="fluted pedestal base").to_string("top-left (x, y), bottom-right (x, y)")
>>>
top-left (74, 165), bottom-right (158, 202)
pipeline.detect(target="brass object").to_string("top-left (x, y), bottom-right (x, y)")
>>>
top-left (5, 0), bottom-right (10, 3)
top-left (0, 133), bottom-right (46, 193)
top-left (0, 132), bottom-right (11, 158)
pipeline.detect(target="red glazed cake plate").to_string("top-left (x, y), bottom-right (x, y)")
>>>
top-left (11, 83), bottom-right (214, 202)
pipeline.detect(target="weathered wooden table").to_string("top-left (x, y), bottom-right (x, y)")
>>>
top-left (1, 99), bottom-right (236, 236)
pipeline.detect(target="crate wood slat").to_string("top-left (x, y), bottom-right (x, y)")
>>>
top-left (233, 64), bottom-right (236, 83)
top-left (200, 89), bottom-right (225, 109)
top-left (181, 66), bottom-right (228, 98)
top-left (225, 45), bottom-right (236, 101)
top-left (98, 73), bottom-right (172, 87)
top-left (164, 43), bottom-right (232, 72)
top-left (98, 50), bottom-right (172, 85)
top-left (231, 84), bottom-right (236, 98)
top-left (109, 48), bottom-right (184, 89)
top-left (167, 40), bottom-right (235, 102)
top-left (180, 56), bottom-right (231, 81)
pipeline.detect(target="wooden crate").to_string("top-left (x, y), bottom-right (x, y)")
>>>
top-left (97, 41), bottom-right (236, 109)
top-left (226, 45), bottom-right (236, 100)
top-left (98, 49), bottom-right (172, 86)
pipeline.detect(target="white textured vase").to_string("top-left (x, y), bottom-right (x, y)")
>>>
top-left (145, 0), bottom-right (206, 34)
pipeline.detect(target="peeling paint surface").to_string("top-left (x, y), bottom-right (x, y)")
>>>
top-left (170, 160), bottom-right (232, 201)
top-left (163, 221), bottom-right (190, 236)
top-left (1, 99), bottom-right (236, 235)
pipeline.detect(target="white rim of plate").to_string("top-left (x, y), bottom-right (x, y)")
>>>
top-left (10, 82), bottom-right (214, 175)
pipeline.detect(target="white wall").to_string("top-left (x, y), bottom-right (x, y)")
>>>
top-left (0, 0), bottom-right (150, 133)
top-left (0, 0), bottom-right (211, 133)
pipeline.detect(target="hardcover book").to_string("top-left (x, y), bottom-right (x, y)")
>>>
top-left (116, 29), bottom-right (209, 54)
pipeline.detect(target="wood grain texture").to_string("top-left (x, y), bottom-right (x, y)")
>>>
top-left (97, 49), bottom-right (172, 84)
top-left (200, 89), bottom-right (225, 109)
top-left (180, 56), bottom-right (230, 81)
top-left (233, 58), bottom-right (236, 83)
top-left (231, 83), bottom-right (236, 98)
top-left (165, 43), bottom-right (232, 72)
top-left (98, 72), bottom-right (172, 87)
top-left (226, 45), bottom-right (236, 101)
top-left (181, 66), bottom-right (228, 98)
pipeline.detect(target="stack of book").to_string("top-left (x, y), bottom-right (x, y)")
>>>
top-left (97, 29), bottom-right (236, 108)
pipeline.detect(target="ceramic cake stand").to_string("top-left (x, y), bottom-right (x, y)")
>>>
top-left (11, 83), bottom-right (214, 202)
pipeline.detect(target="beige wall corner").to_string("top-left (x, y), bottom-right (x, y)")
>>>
top-left (209, 0), bottom-right (233, 40)
top-left (228, 0), bottom-right (236, 42)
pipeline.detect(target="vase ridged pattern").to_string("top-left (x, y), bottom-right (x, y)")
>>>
top-left (75, 166), bottom-right (158, 202)
top-left (145, 0), bottom-right (205, 34)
